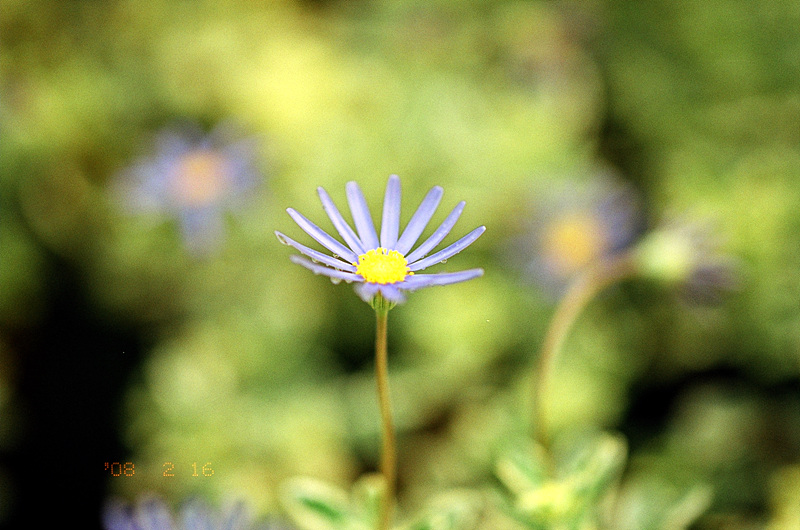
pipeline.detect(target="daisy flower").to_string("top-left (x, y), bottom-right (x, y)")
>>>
top-left (515, 175), bottom-right (642, 295)
top-left (276, 174), bottom-right (485, 305)
top-left (276, 174), bottom-right (484, 528)
top-left (115, 122), bottom-right (262, 252)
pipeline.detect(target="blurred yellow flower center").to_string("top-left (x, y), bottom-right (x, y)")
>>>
top-left (171, 149), bottom-right (227, 206)
top-left (543, 214), bottom-right (605, 274)
top-left (356, 248), bottom-right (411, 284)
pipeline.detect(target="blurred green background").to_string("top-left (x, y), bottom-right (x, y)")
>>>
top-left (1, 0), bottom-right (799, 528)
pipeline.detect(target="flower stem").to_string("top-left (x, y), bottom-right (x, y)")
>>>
top-left (533, 252), bottom-right (638, 447)
top-left (374, 301), bottom-right (395, 530)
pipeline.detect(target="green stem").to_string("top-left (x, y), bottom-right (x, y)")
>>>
top-left (374, 301), bottom-right (395, 530)
top-left (533, 252), bottom-right (638, 447)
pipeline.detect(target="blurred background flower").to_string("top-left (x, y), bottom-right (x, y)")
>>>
top-left (1, 0), bottom-right (799, 528)
top-left (509, 171), bottom-right (643, 296)
top-left (103, 495), bottom-right (293, 530)
top-left (113, 123), bottom-right (264, 254)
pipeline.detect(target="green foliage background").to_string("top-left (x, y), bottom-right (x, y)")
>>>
top-left (1, 0), bottom-right (799, 527)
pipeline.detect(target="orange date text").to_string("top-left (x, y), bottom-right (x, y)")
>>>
top-left (103, 461), bottom-right (214, 477)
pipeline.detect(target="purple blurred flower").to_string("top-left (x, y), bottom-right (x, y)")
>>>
top-left (103, 496), bottom-right (292, 530)
top-left (275, 174), bottom-right (484, 305)
top-left (115, 123), bottom-right (262, 252)
top-left (514, 176), bottom-right (642, 295)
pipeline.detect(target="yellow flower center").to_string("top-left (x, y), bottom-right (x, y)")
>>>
top-left (543, 213), bottom-right (606, 275)
top-left (355, 248), bottom-right (411, 284)
top-left (171, 149), bottom-right (227, 206)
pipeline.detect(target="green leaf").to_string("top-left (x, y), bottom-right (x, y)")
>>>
top-left (495, 441), bottom-right (550, 495)
top-left (404, 491), bottom-right (480, 530)
top-left (659, 485), bottom-right (713, 530)
top-left (494, 433), bottom-right (629, 529)
top-left (614, 479), bottom-right (713, 530)
top-left (568, 433), bottom-right (628, 503)
top-left (280, 476), bottom-right (360, 530)
top-left (351, 473), bottom-right (387, 529)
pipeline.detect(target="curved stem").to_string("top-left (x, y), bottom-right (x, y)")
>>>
top-left (375, 303), bottom-right (395, 530)
top-left (533, 252), bottom-right (638, 447)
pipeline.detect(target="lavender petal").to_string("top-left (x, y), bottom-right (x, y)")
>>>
top-left (286, 208), bottom-right (359, 262)
top-left (355, 282), bottom-right (381, 303)
top-left (346, 181), bottom-right (380, 250)
top-left (134, 497), bottom-right (175, 529)
top-left (318, 186), bottom-right (365, 254)
top-left (378, 283), bottom-right (406, 303)
top-left (380, 174), bottom-right (402, 250)
top-left (409, 226), bottom-right (485, 271)
top-left (404, 201), bottom-right (465, 264)
top-left (395, 186), bottom-right (443, 255)
top-left (101, 499), bottom-right (135, 530)
top-left (355, 281), bottom-right (406, 303)
top-left (290, 255), bottom-right (363, 283)
top-left (400, 268), bottom-right (485, 289)
top-left (275, 231), bottom-right (357, 272)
